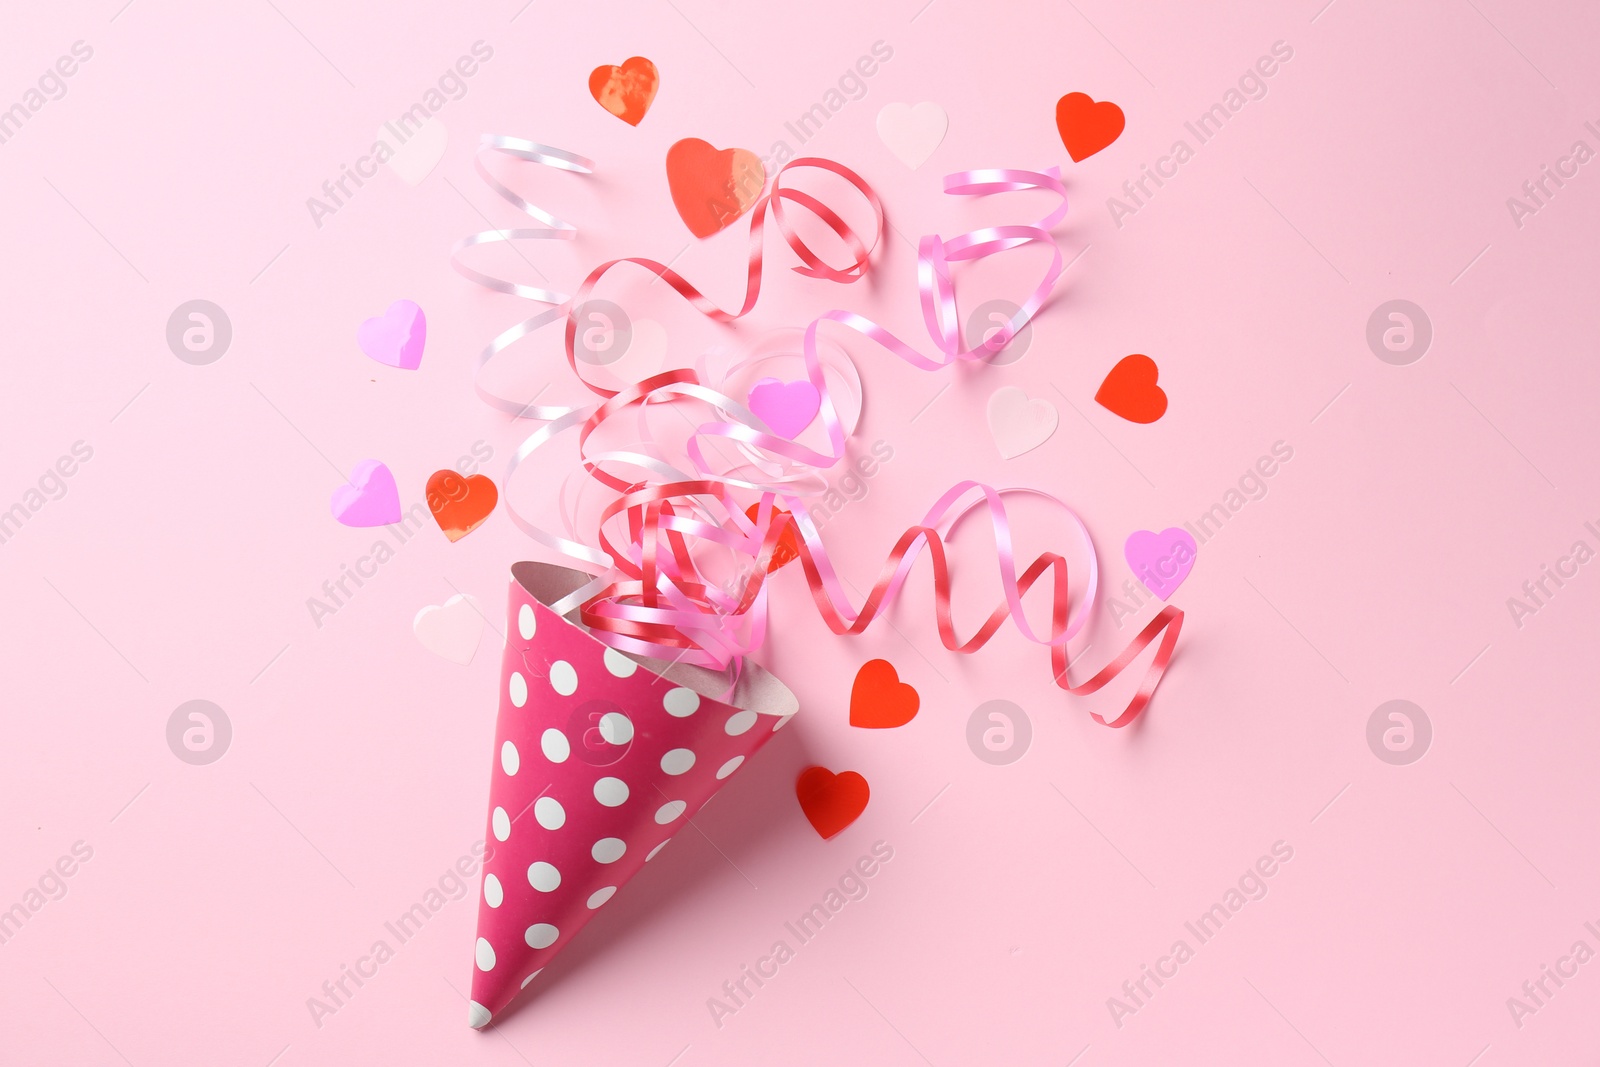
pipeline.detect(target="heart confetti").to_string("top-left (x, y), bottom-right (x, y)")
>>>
top-left (1124, 527), bottom-right (1197, 600)
top-left (382, 120), bottom-right (447, 186)
top-left (1096, 354), bottom-right (1168, 423)
top-left (413, 594), bottom-right (486, 665)
top-left (747, 377), bottom-right (821, 439)
top-left (987, 386), bottom-right (1059, 459)
top-left (744, 503), bottom-right (800, 571)
top-left (876, 101), bottom-right (948, 169)
top-left (1055, 92), bottom-right (1125, 162)
top-left (796, 766), bottom-right (870, 840)
top-left (426, 470), bottom-right (499, 542)
top-left (589, 56), bottom-right (659, 126)
top-left (666, 138), bottom-right (766, 238)
top-left (849, 659), bottom-right (919, 729)
top-left (330, 460), bottom-right (401, 527)
top-left (358, 299), bottom-right (426, 370)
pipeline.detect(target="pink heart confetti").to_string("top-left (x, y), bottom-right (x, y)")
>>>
top-left (876, 102), bottom-right (949, 170)
top-left (747, 377), bottom-right (821, 439)
top-left (986, 386), bottom-right (1058, 459)
top-left (414, 594), bottom-right (486, 665)
top-left (1124, 527), bottom-right (1197, 601)
top-left (330, 459), bottom-right (401, 527)
top-left (358, 299), bottom-right (426, 370)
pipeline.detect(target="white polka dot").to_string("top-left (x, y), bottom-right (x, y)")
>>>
top-left (661, 748), bottom-right (696, 775)
top-left (483, 873), bottom-right (503, 908)
top-left (520, 969), bottom-right (542, 989)
top-left (598, 712), bottom-right (633, 745)
top-left (527, 861), bottom-right (561, 892)
top-left (604, 647), bottom-right (638, 677)
top-left (492, 806), bottom-right (511, 841)
top-left (724, 710), bottom-right (757, 736)
top-left (518, 603), bottom-right (536, 640)
top-left (647, 840), bottom-right (669, 860)
top-left (772, 713), bottom-right (795, 731)
top-left (664, 687), bottom-right (700, 717)
top-left (587, 886), bottom-right (617, 909)
top-left (716, 755), bottom-right (745, 779)
top-left (468, 1001), bottom-right (493, 1028)
top-left (594, 777), bottom-right (629, 807)
top-left (591, 837), bottom-right (626, 864)
top-left (549, 660), bottom-right (578, 696)
top-left (475, 937), bottom-right (496, 971)
top-left (535, 796), bottom-right (565, 830)
top-left (655, 800), bottom-right (687, 824)
top-left (525, 923), bottom-right (559, 949)
top-left (509, 672), bottom-right (528, 708)
top-left (501, 741), bottom-right (520, 775)
top-left (541, 728), bottom-right (570, 763)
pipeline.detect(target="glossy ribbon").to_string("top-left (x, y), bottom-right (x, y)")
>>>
top-left (453, 141), bottom-right (1182, 726)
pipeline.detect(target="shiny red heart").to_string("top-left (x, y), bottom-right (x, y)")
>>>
top-left (1095, 354), bottom-right (1168, 424)
top-left (1055, 92), bottom-right (1125, 162)
top-left (849, 659), bottom-right (920, 728)
top-left (426, 470), bottom-right (498, 542)
top-left (588, 56), bottom-right (659, 126)
top-left (745, 503), bottom-right (800, 571)
top-left (666, 138), bottom-right (766, 238)
top-left (796, 766), bottom-right (870, 840)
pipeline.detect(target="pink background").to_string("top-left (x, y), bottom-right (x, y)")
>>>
top-left (3, 0), bottom-right (1598, 1062)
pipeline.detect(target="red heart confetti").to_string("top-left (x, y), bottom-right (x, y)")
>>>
top-left (849, 659), bottom-right (920, 728)
top-left (745, 503), bottom-right (800, 571)
top-left (796, 766), bottom-right (870, 840)
top-left (1055, 92), bottom-right (1125, 162)
top-left (1095, 354), bottom-right (1168, 423)
top-left (426, 470), bottom-right (498, 542)
top-left (666, 137), bottom-right (767, 238)
top-left (588, 56), bottom-right (659, 127)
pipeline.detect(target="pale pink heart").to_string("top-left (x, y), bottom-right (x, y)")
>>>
top-left (330, 460), bottom-right (401, 527)
top-left (986, 386), bottom-right (1058, 459)
top-left (748, 377), bottom-right (821, 439)
top-left (1124, 528), bottom-right (1198, 601)
top-left (413, 594), bottom-right (486, 665)
top-left (875, 102), bottom-right (949, 169)
top-left (357, 300), bottom-right (426, 370)
top-left (382, 118), bottom-right (448, 186)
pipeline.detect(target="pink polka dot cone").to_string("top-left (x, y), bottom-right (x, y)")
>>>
top-left (467, 563), bottom-right (799, 1029)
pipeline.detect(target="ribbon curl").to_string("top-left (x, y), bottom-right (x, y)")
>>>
top-left (454, 138), bottom-right (1183, 726)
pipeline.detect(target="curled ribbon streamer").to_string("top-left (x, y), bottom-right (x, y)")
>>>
top-left (561, 156), bottom-right (885, 396)
top-left (454, 142), bottom-right (1183, 726)
top-left (451, 136), bottom-right (591, 302)
top-left (454, 137), bottom-right (593, 422)
top-left (919, 168), bottom-right (1069, 361)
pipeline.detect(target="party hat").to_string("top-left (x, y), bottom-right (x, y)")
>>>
top-left (466, 562), bottom-right (798, 1028)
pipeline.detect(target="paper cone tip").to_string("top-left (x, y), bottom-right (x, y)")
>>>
top-left (467, 563), bottom-right (798, 1020)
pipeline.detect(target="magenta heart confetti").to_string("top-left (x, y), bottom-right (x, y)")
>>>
top-left (1124, 527), bottom-right (1197, 601)
top-left (747, 377), bottom-right (820, 439)
top-left (330, 459), bottom-right (401, 527)
top-left (358, 299), bottom-right (426, 370)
